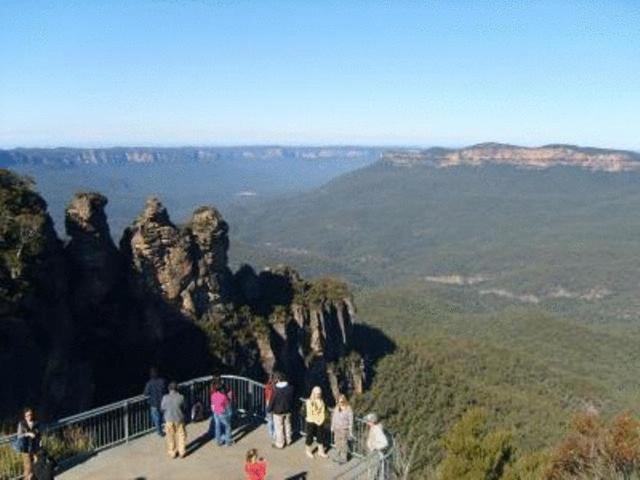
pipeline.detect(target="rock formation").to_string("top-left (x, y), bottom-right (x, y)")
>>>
top-left (0, 171), bottom-right (87, 419)
top-left (0, 169), bottom-right (364, 420)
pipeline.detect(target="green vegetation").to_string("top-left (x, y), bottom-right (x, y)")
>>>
top-left (0, 443), bottom-right (22, 479)
top-left (0, 169), bottom-right (49, 277)
top-left (439, 408), bottom-right (513, 480)
top-left (41, 426), bottom-right (94, 462)
top-left (350, 284), bottom-right (640, 478)
top-left (228, 163), bottom-right (640, 326)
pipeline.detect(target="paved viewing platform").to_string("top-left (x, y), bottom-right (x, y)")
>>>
top-left (60, 420), bottom-right (355, 480)
top-left (1, 375), bottom-right (391, 480)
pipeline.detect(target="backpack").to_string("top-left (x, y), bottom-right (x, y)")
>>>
top-left (191, 401), bottom-right (204, 422)
top-left (11, 436), bottom-right (27, 453)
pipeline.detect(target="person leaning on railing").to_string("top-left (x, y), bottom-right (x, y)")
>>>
top-left (210, 383), bottom-right (234, 446)
top-left (143, 367), bottom-right (167, 437)
top-left (364, 413), bottom-right (388, 454)
top-left (16, 407), bottom-right (41, 480)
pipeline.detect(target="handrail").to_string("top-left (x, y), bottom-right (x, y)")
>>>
top-left (0, 374), bottom-right (394, 480)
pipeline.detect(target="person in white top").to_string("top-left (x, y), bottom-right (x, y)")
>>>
top-left (364, 412), bottom-right (388, 453)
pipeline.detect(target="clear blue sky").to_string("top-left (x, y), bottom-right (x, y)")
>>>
top-left (1, 1), bottom-right (638, 149)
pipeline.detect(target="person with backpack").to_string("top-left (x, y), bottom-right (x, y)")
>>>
top-left (210, 383), bottom-right (234, 446)
top-left (16, 407), bottom-right (41, 480)
top-left (267, 371), bottom-right (294, 449)
top-left (304, 386), bottom-right (328, 459)
top-left (160, 382), bottom-right (187, 458)
top-left (143, 367), bottom-right (167, 437)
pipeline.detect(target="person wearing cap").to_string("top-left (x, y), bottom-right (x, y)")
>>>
top-left (364, 412), bottom-right (388, 454)
top-left (160, 382), bottom-right (187, 458)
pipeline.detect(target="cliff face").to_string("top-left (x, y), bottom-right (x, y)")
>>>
top-left (0, 169), bottom-right (362, 419)
top-left (233, 266), bottom-right (363, 401)
top-left (0, 171), bottom-right (86, 419)
top-left (382, 143), bottom-right (640, 172)
top-left (0, 147), bottom-right (380, 167)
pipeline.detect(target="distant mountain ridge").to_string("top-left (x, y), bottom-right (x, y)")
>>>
top-left (382, 143), bottom-right (640, 171)
top-left (0, 146), bottom-right (381, 167)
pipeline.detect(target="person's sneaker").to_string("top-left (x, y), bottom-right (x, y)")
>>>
top-left (305, 449), bottom-right (314, 459)
top-left (318, 451), bottom-right (329, 458)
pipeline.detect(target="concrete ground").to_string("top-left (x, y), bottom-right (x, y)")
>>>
top-left (59, 418), bottom-right (356, 480)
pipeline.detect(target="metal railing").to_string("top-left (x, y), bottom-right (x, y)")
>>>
top-left (0, 374), bottom-right (394, 480)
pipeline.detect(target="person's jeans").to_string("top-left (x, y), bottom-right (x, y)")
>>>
top-left (212, 411), bottom-right (232, 445)
top-left (266, 412), bottom-right (275, 441)
top-left (150, 406), bottom-right (163, 436)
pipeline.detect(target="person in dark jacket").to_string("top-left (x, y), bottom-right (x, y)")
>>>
top-left (267, 372), bottom-right (294, 448)
top-left (143, 367), bottom-right (167, 437)
top-left (17, 407), bottom-right (41, 480)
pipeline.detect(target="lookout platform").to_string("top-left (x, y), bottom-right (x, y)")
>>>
top-left (59, 419), bottom-right (355, 480)
top-left (1, 375), bottom-right (391, 480)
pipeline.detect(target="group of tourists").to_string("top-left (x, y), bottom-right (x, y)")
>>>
top-left (14, 369), bottom-right (388, 480)
top-left (143, 369), bottom-right (235, 458)
top-left (264, 371), bottom-right (388, 466)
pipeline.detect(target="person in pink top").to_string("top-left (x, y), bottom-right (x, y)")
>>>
top-left (210, 383), bottom-right (233, 446)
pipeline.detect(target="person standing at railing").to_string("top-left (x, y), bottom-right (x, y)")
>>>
top-left (268, 371), bottom-right (294, 449)
top-left (16, 407), bottom-right (41, 480)
top-left (210, 383), bottom-right (234, 446)
top-left (264, 375), bottom-right (275, 442)
top-left (304, 386), bottom-right (329, 459)
top-left (143, 367), bottom-right (167, 437)
top-left (364, 413), bottom-right (390, 480)
top-left (160, 382), bottom-right (187, 458)
top-left (330, 394), bottom-right (354, 464)
top-left (364, 413), bottom-right (388, 454)
top-left (244, 448), bottom-right (267, 480)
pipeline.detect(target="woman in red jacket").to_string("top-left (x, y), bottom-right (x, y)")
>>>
top-left (245, 448), bottom-right (267, 480)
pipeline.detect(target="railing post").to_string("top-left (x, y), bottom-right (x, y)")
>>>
top-left (124, 401), bottom-right (129, 443)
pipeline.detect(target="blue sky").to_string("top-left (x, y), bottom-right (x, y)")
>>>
top-left (1, 1), bottom-right (638, 149)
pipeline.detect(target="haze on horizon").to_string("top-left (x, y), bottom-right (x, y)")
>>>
top-left (1, 0), bottom-right (638, 150)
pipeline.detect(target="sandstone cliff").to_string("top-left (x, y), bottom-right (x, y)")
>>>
top-left (382, 143), bottom-right (640, 172)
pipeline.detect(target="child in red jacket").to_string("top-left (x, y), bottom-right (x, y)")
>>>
top-left (245, 448), bottom-right (267, 480)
